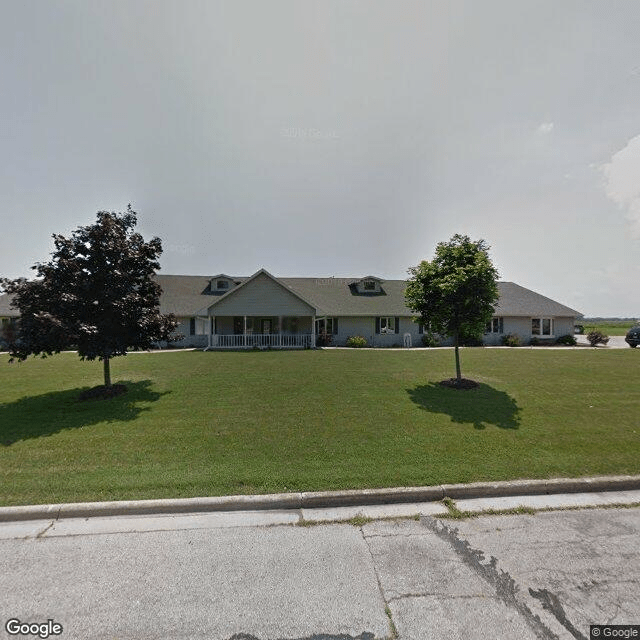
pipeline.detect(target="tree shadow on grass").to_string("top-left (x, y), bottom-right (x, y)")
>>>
top-left (407, 382), bottom-right (521, 430)
top-left (0, 380), bottom-right (169, 446)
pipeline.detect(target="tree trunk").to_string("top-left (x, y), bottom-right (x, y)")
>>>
top-left (103, 356), bottom-right (111, 388)
top-left (454, 330), bottom-right (462, 382)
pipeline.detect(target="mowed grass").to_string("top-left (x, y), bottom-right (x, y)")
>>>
top-left (583, 320), bottom-right (636, 336)
top-left (1, 348), bottom-right (639, 506)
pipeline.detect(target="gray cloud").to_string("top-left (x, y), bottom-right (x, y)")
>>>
top-left (601, 134), bottom-right (640, 237)
top-left (1, 1), bottom-right (640, 315)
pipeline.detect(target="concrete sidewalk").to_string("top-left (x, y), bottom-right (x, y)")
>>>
top-left (2, 487), bottom-right (640, 541)
top-left (1, 489), bottom-right (639, 640)
top-left (1, 474), bottom-right (639, 523)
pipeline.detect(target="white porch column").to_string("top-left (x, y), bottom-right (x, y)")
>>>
top-left (311, 315), bottom-right (316, 348)
top-left (243, 315), bottom-right (247, 347)
top-left (278, 315), bottom-right (282, 347)
top-left (211, 315), bottom-right (216, 347)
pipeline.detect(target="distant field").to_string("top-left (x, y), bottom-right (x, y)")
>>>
top-left (582, 319), bottom-right (637, 336)
top-left (1, 349), bottom-right (639, 507)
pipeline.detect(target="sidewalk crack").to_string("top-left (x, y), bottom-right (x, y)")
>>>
top-left (387, 592), bottom-right (498, 603)
top-left (528, 588), bottom-right (588, 640)
top-left (421, 516), bottom-right (560, 640)
top-left (36, 521), bottom-right (55, 538)
top-left (360, 527), bottom-right (399, 639)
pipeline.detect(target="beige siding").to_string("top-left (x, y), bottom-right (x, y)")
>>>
top-left (554, 317), bottom-right (576, 338)
top-left (333, 316), bottom-right (423, 347)
top-left (208, 272), bottom-right (315, 316)
top-left (165, 317), bottom-right (208, 347)
top-left (175, 317), bottom-right (190, 337)
top-left (484, 316), bottom-right (577, 345)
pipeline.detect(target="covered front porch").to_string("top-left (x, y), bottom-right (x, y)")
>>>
top-left (197, 269), bottom-right (322, 350)
top-left (204, 315), bottom-right (315, 349)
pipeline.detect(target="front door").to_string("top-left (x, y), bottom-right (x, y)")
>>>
top-left (261, 319), bottom-right (272, 334)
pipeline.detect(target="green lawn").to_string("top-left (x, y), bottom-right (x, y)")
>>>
top-left (1, 349), bottom-right (639, 506)
top-left (583, 320), bottom-right (636, 336)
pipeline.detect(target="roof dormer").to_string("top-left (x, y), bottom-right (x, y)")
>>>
top-left (209, 274), bottom-right (238, 294)
top-left (352, 276), bottom-right (383, 294)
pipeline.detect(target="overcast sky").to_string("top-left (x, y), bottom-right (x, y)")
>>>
top-left (2, 1), bottom-right (640, 316)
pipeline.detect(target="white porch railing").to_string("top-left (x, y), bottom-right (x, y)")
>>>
top-left (208, 333), bottom-right (313, 349)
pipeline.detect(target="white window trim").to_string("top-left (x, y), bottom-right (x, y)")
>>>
top-left (380, 317), bottom-right (396, 334)
top-left (485, 317), bottom-right (504, 334)
top-left (315, 317), bottom-right (338, 335)
top-left (531, 317), bottom-right (554, 337)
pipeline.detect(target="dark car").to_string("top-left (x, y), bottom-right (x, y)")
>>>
top-left (625, 326), bottom-right (640, 348)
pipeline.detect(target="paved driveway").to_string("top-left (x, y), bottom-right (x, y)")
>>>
top-left (575, 334), bottom-right (630, 348)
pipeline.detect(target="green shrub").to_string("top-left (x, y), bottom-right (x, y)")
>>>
top-left (587, 330), bottom-right (609, 347)
top-left (459, 330), bottom-right (483, 346)
top-left (316, 331), bottom-right (333, 347)
top-left (421, 334), bottom-right (439, 348)
top-left (501, 334), bottom-right (521, 347)
top-left (529, 337), bottom-right (540, 346)
top-left (556, 334), bottom-right (577, 346)
top-left (346, 335), bottom-right (368, 348)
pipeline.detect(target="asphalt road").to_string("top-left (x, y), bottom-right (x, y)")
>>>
top-left (1, 502), bottom-right (639, 640)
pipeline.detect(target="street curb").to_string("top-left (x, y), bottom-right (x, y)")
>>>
top-left (1, 475), bottom-right (639, 522)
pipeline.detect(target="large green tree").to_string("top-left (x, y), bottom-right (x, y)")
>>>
top-left (1, 206), bottom-right (178, 389)
top-left (405, 234), bottom-right (499, 386)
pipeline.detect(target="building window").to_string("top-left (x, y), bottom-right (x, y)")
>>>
top-left (363, 280), bottom-right (376, 291)
top-left (416, 320), bottom-right (432, 335)
top-left (532, 318), bottom-right (553, 336)
top-left (216, 280), bottom-right (229, 290)
top-left (189, 318), bottom-right (196, 335)
top-left (376, 317), bottom-right (399, 334)
top-left (485, 317), bottom-right (504, 334)
top-left (315, 317), bottom-right (338, 335)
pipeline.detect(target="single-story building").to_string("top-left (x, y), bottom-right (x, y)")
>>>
top-left (156, 268), bottom-right (583, 348)
top-left (0, 293), bottom-right (19, 347)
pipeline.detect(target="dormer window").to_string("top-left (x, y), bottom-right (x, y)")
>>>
top-left (352, 276), bottom-right (382, 294)
top-left (363, 280), bottom-right (376, 291)
top-left (216, 280), bottom-right (229, 290)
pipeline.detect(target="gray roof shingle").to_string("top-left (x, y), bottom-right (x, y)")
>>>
top-left (493, 282), bottom-right (582, 317)
top-left (154, 274), bottom-right (582, 318)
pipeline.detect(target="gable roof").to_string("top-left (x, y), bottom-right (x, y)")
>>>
top-left (200, 269), bottom-right (317, 314)
top-left (2, 274), bottom-right (582, 319)
top-left (493, 282), bottom-right (582, 317)
top-left (154, 273), bottom-right (582, 319)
